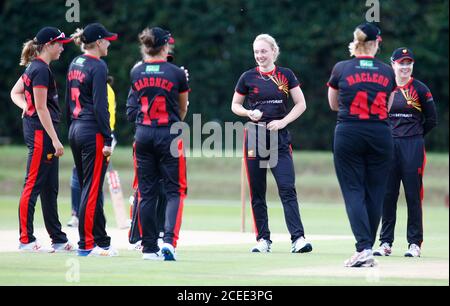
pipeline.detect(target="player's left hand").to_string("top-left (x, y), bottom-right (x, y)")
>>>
top-left (267, 120), bottom-right (287, 131)
top-left (103, 146), bottom-right (112, 157)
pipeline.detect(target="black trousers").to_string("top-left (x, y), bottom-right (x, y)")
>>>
top-left (135, 126), bottom-right (187, 253)
top-left (129, 181), bottom-right (167, 244)
top-left (333, 121), bottom-right (393, 252)
top-left (244, 126), bottom-right (305, 243)
top-left (19, 118), bottom-right (67, 244)
top-left (69, 120), bottom-right (110, 250)
top-left (379, 136), bottom-right (426, 247)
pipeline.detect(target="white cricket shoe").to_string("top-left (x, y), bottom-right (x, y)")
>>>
top-left (51, 242), bottom-right (76, 253)
top-left (405, 244), bottom-right (421, 258)
top-left (142, 251), bottom-right (164, 261)
top-left (251, 239), bottom-right (272, 253)
top-left (67, 216), bottom-right (79, 228)
top-left (19, 241), bottom-right (45, 253)
top-left (344, 249), bottom-right (377, 268)
top-left (128, 241), bottom-right (143, 251)
top-left (291, 237), bottom-right (313, 253)
top-left (88, 246), bottom-right (119, 257)
top-left (161, 243), bottom-right (177, 261)
top-left (373, 243), bottom-right (392, 256)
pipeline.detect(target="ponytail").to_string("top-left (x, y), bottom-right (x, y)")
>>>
top-left (20, 39), bottom-right (43, 66)
top-left (71, 28), bottom-right (96, 51)
top-left (139, 28), bottom-right (165, 57)
top-left (348, 28), bottom-right (377, 57)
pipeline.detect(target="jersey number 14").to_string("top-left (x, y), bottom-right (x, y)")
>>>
top-left (141, 96), bottom-right (169, 125)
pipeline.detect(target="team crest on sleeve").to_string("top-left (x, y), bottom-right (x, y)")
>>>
top-left (269, 72), bottom-right (289, 96)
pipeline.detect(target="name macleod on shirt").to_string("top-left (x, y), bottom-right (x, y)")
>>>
top-left (346, 72), bottom-right (391, 87)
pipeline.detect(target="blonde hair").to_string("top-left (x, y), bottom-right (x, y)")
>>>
top-left (139, 28), bottom-right (165, 57)
top-left (20, 39), bottom-right (44, 66)
top-left (72, 28), bottom-right (96, 51)
top-left (348, 28), bottom-right (378, 57)
top-left (254, 34), bottom-right (280, 62)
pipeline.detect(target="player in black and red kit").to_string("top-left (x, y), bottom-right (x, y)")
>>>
top-left (126, 27), bottom-right (189, 261)
top-left (10, 27), bottom-right (74, 253)
top-left (373, 48), bottom-right (437, 258)
top-left (66, 23), bottom-right (118, 257)
top-left (327, 23), bottom-right (396, 267)
top-left (231, 34), bottom-right (312, 254)
top-left (128, 36), bottom-right (180, 250)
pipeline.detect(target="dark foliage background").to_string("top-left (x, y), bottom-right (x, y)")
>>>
top-left (0, 0), bottom-right (448, 151)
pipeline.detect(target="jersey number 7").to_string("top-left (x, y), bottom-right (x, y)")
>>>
top-left (350, 91), bottom-right (387, 120)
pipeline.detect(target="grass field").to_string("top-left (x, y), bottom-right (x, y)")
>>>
top-left (0, 146), bottom-right (448, 286)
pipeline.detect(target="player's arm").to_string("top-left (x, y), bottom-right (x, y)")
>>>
top-left (231, 92), bottom-right (250, 117)
top-left (267, 86), bottom-right (306, 131)
top-left (178, 92), bottom-right (188, 121)
top-left (126, 88), bottom-right (139, 122)
top-left (327, 62), bottom-right (341, 111)
top-left (34, 87), bottom-right (64, 157)
top-left (421, 90), bottom-right (438, 136)
top-left (231, 93), bottom-right (261, 122)
top-left (177, 67), bottom-right (190, 121)
top-left (10, 77), bottom-right (28, 117)
top-left (328, 87), bottom-right (339, 111)
top-left (92, 64), bottom-right (112, 155)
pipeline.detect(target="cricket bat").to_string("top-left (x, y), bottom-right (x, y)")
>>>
top-left (106, 163), bottom-right (129, 229)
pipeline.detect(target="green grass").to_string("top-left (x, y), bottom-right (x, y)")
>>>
top-left (0, 146), bottom-right (448, 285)
top-left (0, 197), bottom-right (448, 286)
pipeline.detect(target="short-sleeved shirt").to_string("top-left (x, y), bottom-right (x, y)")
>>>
top-left (22, 58), bottom-right (61, 123)
top-left (327, 56), bottom-right (396, 123)
top-left (389, 78), bottom-right (437, 137)
top-left (127, 60), bottom-right (189, 127)
top-left (235, 66), bottom-right (300, 123)
top-left (66, 54), bottom-right (112, 146)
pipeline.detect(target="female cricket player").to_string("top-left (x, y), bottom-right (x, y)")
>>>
top-left (126, 26), bottom-right (189, 261)
top-left (231, 34), bottom-right (312, 254)
top-left (128, 37), bottom-right (179, 250)
top-left (10, 26), bottom-right (74, 252)
top-left (327, 23), bottom-right (396, 267)
top-left (67, 76), bottom-right (117, 228)
top-left (373, 48), bottom-right (437, 258)
top-left (67, 23), bottom-right (118, 257)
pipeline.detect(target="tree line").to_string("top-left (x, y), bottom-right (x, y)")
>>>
top-left (0, 0), bottom-right (448, 151)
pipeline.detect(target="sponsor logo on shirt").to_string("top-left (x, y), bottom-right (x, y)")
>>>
top-left (75, 57), bottom-right (86, 66)
top-left (146, 65), bottom-right (160, 73)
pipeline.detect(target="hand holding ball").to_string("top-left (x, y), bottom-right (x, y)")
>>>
top-left (249, 109), bottom-right (263, 121)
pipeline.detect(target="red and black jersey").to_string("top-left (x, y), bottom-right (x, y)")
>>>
top-left (389, 78), bottom-right (437, 137)
top-left (66, 54), bottom-right (112, 146)
top-left (126, 60), bottom-right (189, 127)
top-left (235, 66), bottom-right (300, 123)
top-left (327, 56), bottom-right (396, 123)
top-left (22, 57), bottom-right (61, 123)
